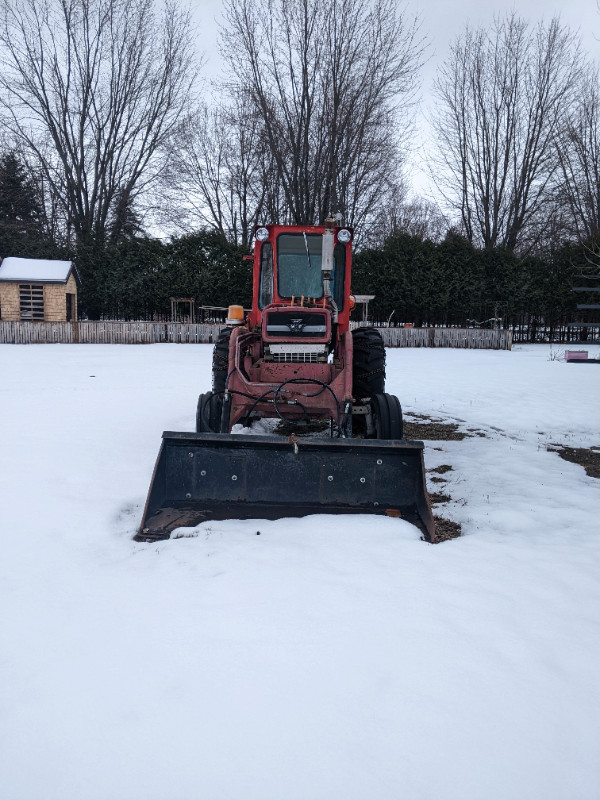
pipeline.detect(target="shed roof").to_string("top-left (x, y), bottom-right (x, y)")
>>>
top-left (0, 257), bottom-right (79, 285)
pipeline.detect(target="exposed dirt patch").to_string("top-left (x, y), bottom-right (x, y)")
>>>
top-left (466, 428), bottom-right (487, 437)
top-left (274, 419), bottom-right (330, 436)
top-left (429, 476), bottom-right (448, 484)
top-left (432, 516), bottom-right (462, 543)
top-left (548, 446), bottom-right (600, 480)
top-left (428, 464), bottom-right (454, 474)
top-left (429, 491), bottom-right (452, 505)
top-left (404, 414), bottom-right (488, 441)
top-left (404, 419), bottom-right (468, 441)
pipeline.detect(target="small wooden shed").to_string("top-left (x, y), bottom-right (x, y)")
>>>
top-left (0, 257), bottom-right (80, 322)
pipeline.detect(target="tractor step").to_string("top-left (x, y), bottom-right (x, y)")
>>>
top-left (136, 432), bottom-right (435, 542)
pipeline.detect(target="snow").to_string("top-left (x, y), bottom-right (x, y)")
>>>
top-left (0, 342), bottom-right (599, 800)
top-left (0, 256), bottom-right (74, 282)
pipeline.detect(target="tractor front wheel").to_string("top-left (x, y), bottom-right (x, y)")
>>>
top-left (196, 392), bottom-right (223, 433)
top-left (370, 393), bottom-right (403, 440)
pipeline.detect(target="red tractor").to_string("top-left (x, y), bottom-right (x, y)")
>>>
top-left (196, 222), bottom-right (402, 440)
top-left (137, 222), bottom-right (434, 542)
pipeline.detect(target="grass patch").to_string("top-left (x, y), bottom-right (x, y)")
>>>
top-left (548, 446), bottom-right (600, 480)
top-left (404, 414), bottom-right (488, 441)
top-left (404, 419), bottom-right (467, 440)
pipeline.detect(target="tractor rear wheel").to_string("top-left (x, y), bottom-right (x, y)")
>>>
top-left (352, 327), bottom-right (385, 399)
top-left (212, 327), bottom-right (233, 393)
top-left (370, 393), bottom-right (403, 440)
top-left (196, 392), bottom-right (223, 433)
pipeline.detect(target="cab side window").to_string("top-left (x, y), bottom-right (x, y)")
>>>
top-left (333, 244), bottom-right (345, 310)
top-left (259, 243), bottom-right (273, 309)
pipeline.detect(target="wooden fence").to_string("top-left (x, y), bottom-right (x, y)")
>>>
top-left (0, 320), bottom-right (513, 349)
top-left (0, 321), bottom-right (219, 345)
top-left (377, 327), bottom-right (512, 349)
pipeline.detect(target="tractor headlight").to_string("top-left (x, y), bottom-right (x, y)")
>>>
top-left (337, 228), bottom-right (351, 243)
top-left (255, 227), bottom-right (269, 242)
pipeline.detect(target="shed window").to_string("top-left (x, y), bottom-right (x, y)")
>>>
top-left (19, 284), bottom-right (45, 320)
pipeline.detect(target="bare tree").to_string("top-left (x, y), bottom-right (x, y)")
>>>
top-left (369, 194), bottom-right (449, 244)
top-left (163, 98), bottom-right (285, 246)
top-left (555, 66), bottom-right (600, 242)
top-left (0, 0), bottom-right (197, 250)
top-left (220, 0), bottom-right (423, 234)
top-left (432, 14), bottom-right (582, 252)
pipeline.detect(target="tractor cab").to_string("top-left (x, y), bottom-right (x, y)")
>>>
top-left (247, 223), bottom-right (353, 333)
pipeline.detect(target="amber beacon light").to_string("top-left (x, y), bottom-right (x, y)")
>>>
top-left (226, 304), bottom-right (245, 325)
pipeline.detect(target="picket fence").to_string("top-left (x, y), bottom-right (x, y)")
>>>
top-left (378, 327), bottom-right (512, 349)
top-left (0, 320), bottom-right (513, 349)
top-left (0, 321), bottom-right (219, 345)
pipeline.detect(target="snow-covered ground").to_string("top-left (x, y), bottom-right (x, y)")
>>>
top-left (1, 342), bottom-right (599, 800)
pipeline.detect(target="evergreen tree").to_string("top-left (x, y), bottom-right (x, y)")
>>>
top-left (0, 151), bottom-right (48, 257)
top-left (165, 231), bottom-right (252, 311)
top-left (110, 189), bottom-right (144, 243)
top-left (87, 230), bottom-right (252, 319)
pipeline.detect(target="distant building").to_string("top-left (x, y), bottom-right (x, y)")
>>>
top-left (0, 257), bottom-right (80, 322)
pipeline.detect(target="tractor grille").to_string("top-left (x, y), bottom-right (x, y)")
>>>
top-left (273, 352), bottom-right (320, 363)
top-left (264, 310), bottom-right (329, 339)
top-left (266, 344), bottom-right (327, 363)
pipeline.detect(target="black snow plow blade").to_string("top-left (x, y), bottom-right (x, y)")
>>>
top-left (136, 432), bottom-right (436, 543)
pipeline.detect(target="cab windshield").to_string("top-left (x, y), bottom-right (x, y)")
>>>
top-left (276, 233), bottom-right (345, 309)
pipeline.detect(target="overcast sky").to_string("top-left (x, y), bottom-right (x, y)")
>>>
top-left (191, 0), bottom-right (599, 197)
top-left (196, 0), bottom-right (598, 74)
